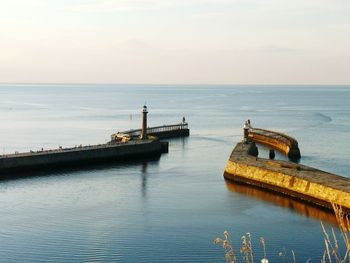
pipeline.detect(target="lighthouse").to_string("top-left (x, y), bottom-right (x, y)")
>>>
top-left (140, 105), bottom-right (148, 140)
top-left (243, 121), bottom-right (249, 144)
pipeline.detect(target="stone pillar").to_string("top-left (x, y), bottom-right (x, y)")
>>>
top-left (140, 105), bottom-right (148, 140)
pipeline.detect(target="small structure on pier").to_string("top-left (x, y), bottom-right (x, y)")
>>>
top-left (110, 133), bottom-right (131, 143)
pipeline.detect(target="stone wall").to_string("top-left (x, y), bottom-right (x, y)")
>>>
top-left (224, 143), bottom-right (350, 212)
top-left (0, 139), bottom-right (165, 174)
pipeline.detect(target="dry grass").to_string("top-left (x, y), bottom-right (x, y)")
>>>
top-left (321, 203), bottom-right (350, 263)
top-left (214, 231), bottom-right (270, 263)
top-left (214, 203), bottom-right (350, 263)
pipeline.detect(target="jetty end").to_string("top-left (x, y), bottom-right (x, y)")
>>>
top-left (224, 121), bottom-right (350, 213)
top-left (243, 119), bottom-right (301, 160)
top-left (115, 116), bottom-right (190, 140)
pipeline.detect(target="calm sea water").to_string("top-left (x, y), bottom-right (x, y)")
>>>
top-left (0, 84), bottom-right (349, 262)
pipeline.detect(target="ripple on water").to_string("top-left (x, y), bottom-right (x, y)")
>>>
top-left (0, 85), bottom-right (349, 262)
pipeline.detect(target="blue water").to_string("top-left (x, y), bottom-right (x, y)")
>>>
top-left (0, 84), bottom-right (349, 262)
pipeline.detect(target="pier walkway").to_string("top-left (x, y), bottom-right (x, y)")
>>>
top-left (120, 123), bottom-right (189, 139)
top-left (1, 140), bottom-right (149, 159)
top-left (0, 139), bottom-right (167, 174)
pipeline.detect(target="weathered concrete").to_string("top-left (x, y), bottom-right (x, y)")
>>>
top-left (0, 139), bottom-right (167, 175)
top-left (248, 128), bottom-right (301, 159)
top-left (224, 142), bottom-right (350, 212)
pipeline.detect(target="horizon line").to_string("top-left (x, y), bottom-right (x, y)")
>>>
top-left (0, 82), bottom-right (350, 86)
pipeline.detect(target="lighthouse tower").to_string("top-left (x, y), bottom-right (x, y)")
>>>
top-left (243, 121), bottom-right (249, 144)
top-left (140, 105), bottom-right (148, 140)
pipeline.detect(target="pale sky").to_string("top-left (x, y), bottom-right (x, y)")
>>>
top-left (0, 0), bottom-right (350, 84)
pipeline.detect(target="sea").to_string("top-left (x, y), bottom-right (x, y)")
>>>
top-left (0, 84), bottom-right (349, 262)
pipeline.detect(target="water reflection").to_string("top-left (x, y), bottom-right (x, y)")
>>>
top-left (0, 155), bottom-right (162, 182)
top-left (141, 162), bottom-right (148, 198)
top-left (225, 180), bottom-right (337, 225)
top-left (167, 137), bottom-right (188, 149)
top-left (180, 137), bottom-right (188, 150)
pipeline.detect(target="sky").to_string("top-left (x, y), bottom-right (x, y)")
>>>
top-left (0, 0), bottom-right (350, 84)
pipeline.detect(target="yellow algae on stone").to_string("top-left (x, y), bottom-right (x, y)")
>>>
top-left (224, 142), bottom-right (350, 211)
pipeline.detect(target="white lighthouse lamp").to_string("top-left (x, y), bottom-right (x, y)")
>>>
top-left (142, 105), bottom-right (148, 113)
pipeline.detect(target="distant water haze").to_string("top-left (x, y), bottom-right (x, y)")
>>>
top-left (0, 1), bottom-right (350, 84)
top-left (0, 84), bottom-right (349, 262)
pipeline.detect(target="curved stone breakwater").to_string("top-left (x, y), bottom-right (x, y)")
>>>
top-left (248, 128), bottom-right (301, 159)
top-left (224, 142), bottom-right (350, 212)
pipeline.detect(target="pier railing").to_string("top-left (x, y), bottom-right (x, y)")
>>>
top-left (0, 140), bottom-right (148, 159)
top-left (122, 123), bottom-right (189, 137)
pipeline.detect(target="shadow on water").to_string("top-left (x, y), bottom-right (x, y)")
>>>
top-left (141, 162), bottom-right (148, 198)
top-left (163, 136), bottom-right (189, 151)
top-left (0, 155), bottom-right (161, 182)
top-left (225, 180), bottom-right (338, 226)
